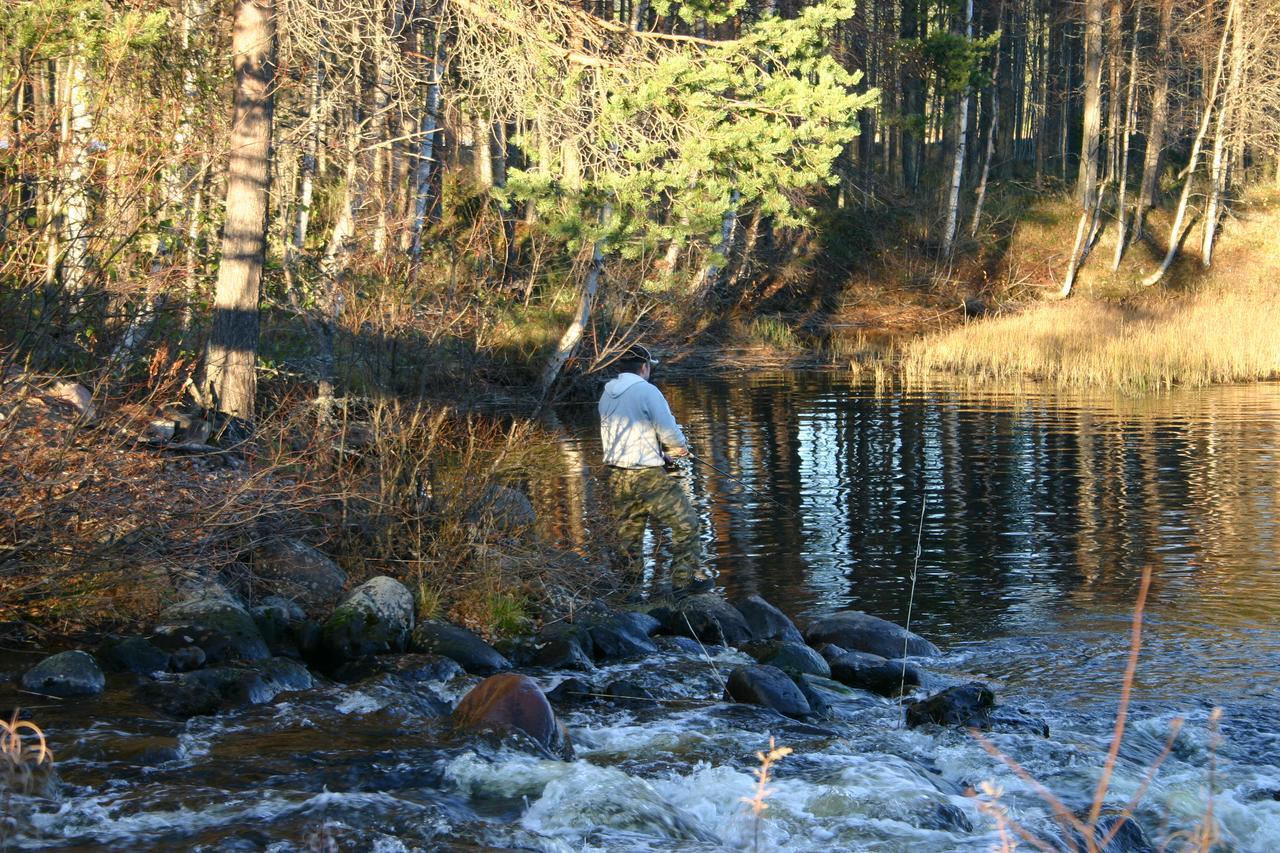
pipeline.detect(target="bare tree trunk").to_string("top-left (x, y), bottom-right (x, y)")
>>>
top-left (1075, 0), bottom-right (1103, 208)
top-left (1111, 6), bottom-right (1142, 271)
top-left (970, 72), bottom-right (998, 238)
top-left (943, 0), bottom-right (974, 258)
top-left (408, 33), bottom-right (443, 261)
top-left (474, 113), bottom-right (493, 189)
top-left (202, 0), bottom-right (276, 426)
top-left (901, 0), bottom-right (924, 191)
top-left (541, 205), bottom-right (611, 397)
top-left (1201, 0), bottom-right (1246, 268)
top-left (1135, 0), bottom-right (1173, 238)
top-left (293, 63), bottom-right (323, 256)
top-left (1143, 0), bottom-right (1234, 287)
top-left (692, 189), bottom-right (740, 302)
top-left (60, 55), bottom-right (93, 299)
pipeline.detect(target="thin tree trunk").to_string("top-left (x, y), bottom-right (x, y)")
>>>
top-left (692, 189), bottom-right (740, 302)
top-left (970, 54), bottom-right (999, 238)
top-left (202, 0), bottom-right (276, 426)
top-left (1076, 0), bottom-right (1103, 208)
top-left (1111, 7), bottom-right (1141, 271)
top-left (1201, 0), bottom-right (1246, 268)
top-left (942, 0), bottom-right (974, 258)
top-left (1135, 0), bottom-right (1173, 239)
top-left (409, 34), bottom-right (443, 261)
top-left (542, 205), bottom-right (611, 397)
top-left (293, 63), bottom-right (323, 256)
top-left (60, 55), bottom-right (93, 298)
top-left (1143, 0), bottom-right (1234, 287)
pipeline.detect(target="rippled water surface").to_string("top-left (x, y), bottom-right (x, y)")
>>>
top-left (5, 375), bottom-right (1278, 851)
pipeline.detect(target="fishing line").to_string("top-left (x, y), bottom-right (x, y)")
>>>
top-left (682, 449), bottom-right (806, 522)
top-left (899, 497), bottom-right (926, 717)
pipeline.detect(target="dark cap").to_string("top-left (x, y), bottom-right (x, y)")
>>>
top-left (624, 343), bottom-right (659, 366)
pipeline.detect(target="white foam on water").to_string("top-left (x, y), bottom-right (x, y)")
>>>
top-left (335, 690), bottom-right (385, 715)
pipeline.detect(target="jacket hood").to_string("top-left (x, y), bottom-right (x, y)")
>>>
top-left (603, 373), bottom-right (646, 398)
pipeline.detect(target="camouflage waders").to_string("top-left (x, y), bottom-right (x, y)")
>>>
top-left (608, 466), bottom-right (705, 587)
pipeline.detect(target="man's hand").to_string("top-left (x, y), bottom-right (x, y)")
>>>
top-left (667, 446), bottom-right (690, 459)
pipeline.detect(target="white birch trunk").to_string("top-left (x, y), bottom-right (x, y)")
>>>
top-left (1201, 0), bottom-right (1246, 269)
top-left (1111, 10), bottom-right (1142, 271)
top-left (941, 0), bottom-right (973, 258)
top-left (1143, 0), bottom-right (1235, 287)
top-left (409, 49), bottom-right (443, 260)
top-left (541, 205), bottom-right (611, 397)
top-left (691, 189), bottom-right (740, 301)
top-left (60, 55), bottom-right (93, 298)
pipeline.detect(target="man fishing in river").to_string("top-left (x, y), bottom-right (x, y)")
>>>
top-left (599, 344), bottom-right (715, 599)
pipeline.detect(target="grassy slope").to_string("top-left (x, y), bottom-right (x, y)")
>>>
top-left (902, 188), bottom-right (1280, 390)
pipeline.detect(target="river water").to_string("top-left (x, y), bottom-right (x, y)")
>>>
top-left (5, 375), bottom-right (1279, 850)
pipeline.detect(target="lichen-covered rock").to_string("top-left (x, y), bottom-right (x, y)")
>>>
top-left (99, 637), bottom-right (170, 676)
top-left (744, 641), bottom-right (831, 679)
top-left (154, 593), bottom-right (270, 662)
top-left (726, 665), bottom-right (811, 719)
top-left (451, 673), bottom-right (572, 759)
top-left (829, 650), bottom-right (922, 697)
top-left (733, 595), bottom-right (804, 644)
top-left (22, 650), bottom-right (105, 697)
top-left (252, 539), bottom-right (348, 612)
top-left (411, 620), bottom-right (511, 675)
top-left (322, 576), bottom-right (415, 662)
top-left (804, 611), bottom-right (940, 659)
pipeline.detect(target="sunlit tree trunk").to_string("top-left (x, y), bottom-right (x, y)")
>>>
top-left (1201, 0), bottom-right (1246, 268)
top-left (202, 0), bottom-right (276, 426)
top-left (409, 30), bottom-right (443, 261)
top-left (1111, 7), bottom-right (1141, 271)
top-left (1143, 0), bottom-right (1234, 287)
top-left (942, 0), bottom-right (974, 258)
top-left (541, 205), bottom-right (611, 397)
top-left (1135, 0), bottom-right (1172, 239)
top-left (692, 190), bottom-right (740, 302)
top-left (1075, 0), bottom-right (1103, 208)
top-left (59, 55), bottom-right (93, 299)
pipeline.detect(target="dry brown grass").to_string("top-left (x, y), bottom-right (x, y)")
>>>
top-left (904, 191), bottom-right (1280, 390)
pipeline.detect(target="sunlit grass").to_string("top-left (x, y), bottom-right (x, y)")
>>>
top-left (904, 191), bottom-right (1280, 391)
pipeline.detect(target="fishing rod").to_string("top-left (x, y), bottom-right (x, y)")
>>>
top-left (680, 448), bottom-right (807, 522)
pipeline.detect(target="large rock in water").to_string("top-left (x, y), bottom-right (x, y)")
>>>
top-left (154, 592), bottom-right (270, 662)
top-left (251, 539), bottom-right (348, 612)
top-left (322, 576), bottom-right (415, 661)
top-left (726, 665), bottom-right (811, 719)
top-left (580, 604), bottom-right (658, 661)
top-left (22, 650), bottom-right (105, 697)
top-left (905, 682), bottom-right (996, 729)
top-left (452, 673), bottom-right (573, 759)
top-left (466, 484), bottom-right (537, 534)
top-left (744, 641), bottom-right (831, 679)
top-left (136, 667), bottom-right (274, 718)
top-left (661, 595), bottom-right (753, 647)
top-left (733, 596), bottom-right (804, 644)
top-left (411, 620), bottom-right (511, 675)
top-left (99, 637), bottom-right (170, 676)
top-left (829, 650), bottom-right (922, 697)
top-left (804, 611), bottom-right (940, 659)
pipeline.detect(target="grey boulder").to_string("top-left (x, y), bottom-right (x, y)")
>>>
top-left (411, 620), bottom-right (511, 675)
top-left (804, 611), bottom-right (940, 659)
top-left (726, 665), bottom-right (811, 719)
top-left (251, 539), bottom-right (348, 613)
top-left (745, 641), bottom-right (831, 679)
top-left (734, 595), bottom-right (804, 644)
top-left (154, 593), bottom-right (270, 663)
top-left (22, 650), bottom-right (105, 697)
top-left (829, 650), bottom-right (922, 696)
top-left (322, 576), bottom-right (415, 661)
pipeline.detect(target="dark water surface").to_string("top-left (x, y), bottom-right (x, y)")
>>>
top-left (4, 375), bottom-right (1278, 851)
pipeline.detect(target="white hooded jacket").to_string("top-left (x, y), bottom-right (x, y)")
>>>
top-left (598, 373), bottom-right (687, 469)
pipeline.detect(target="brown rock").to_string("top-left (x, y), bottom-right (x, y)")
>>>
top-left (451, 673), bottom-right (572, 759)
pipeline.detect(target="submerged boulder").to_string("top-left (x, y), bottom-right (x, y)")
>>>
top-left (726, 665), bottom-right (811, 719)
top-left (99, 637), bottom-right (170, 676)
top-left (322, 576), bottom-right (415, 661)
top-left (804, 611), bottom-right (940, 660)
top-left (661, 595), bottom-right (753, 648)
top-left (580, 605), bottom-right (658, 661)
top-left (733, 595), bottom-right (804, 644)
top-left (828, 650), bottom-right (922, 697)
top-left (251, 539), bottom-right (348, 612)
top-left (22, 650), bottom-right (105, 697)
top-left (745, 641), bottom-right (831, 679)
top-left (451, 673), bottom-right (573, 759)
top-left (602, 678), bottom-right (658, 709)
top-left (905, 682), bottom-right (996, 729)
top-left (136, 667), bottom-right (273, 718)
top-left (411, 620), bottom-right (511, 675)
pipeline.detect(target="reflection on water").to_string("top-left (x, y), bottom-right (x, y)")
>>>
top-left (550, 376), bottom-right (1280, 705)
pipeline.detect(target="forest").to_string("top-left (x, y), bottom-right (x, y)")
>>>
top-left (1, 0), bottom-right (1279, 644)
